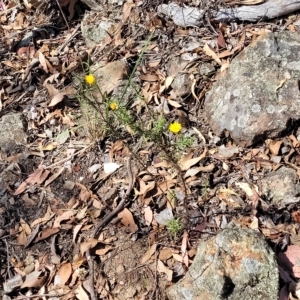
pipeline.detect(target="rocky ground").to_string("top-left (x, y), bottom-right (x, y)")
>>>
top-left (1, 0), bottom-right (300, 299)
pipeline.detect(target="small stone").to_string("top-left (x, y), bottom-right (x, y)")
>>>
top-left (24, 264), bottom-right (35, 274)
top-left (171, 73), bottom-right (191, 97)
top-left (0, 113), bottom-right (27, 153)
top-left (198, 63), bottom-right (215, 76)
top-left (81, 16), bottom-right (113, 48)
top-left (261, 167), bottom-right (300, 207)
top-left (63, 180), bottom-right (75, 190)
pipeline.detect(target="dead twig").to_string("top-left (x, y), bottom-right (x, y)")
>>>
top-left (54, 0), bottom-right (69, 30)
top-left (57, 24), bottom-right (81, 54)
top-left (15, 291), bottom-right (69, 299)
top-left (86, 155), bottom-right (134, 300)
top-left (8, 58), bottom-right (40, 94)
top-left (44, 144), bottom-right (93, 169)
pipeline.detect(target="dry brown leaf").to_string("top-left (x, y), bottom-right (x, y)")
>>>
top-left (278, 245), bottom-right (300, 277)
top-left (44, 74), bottom-right (60, 85)
top-left (152, 179), bottom-right (176, 197)
top-left (53, 210), bottom-right (76, 228)
top-left (159, 248), bottom-right (173, 261)
top-left (138, 178), bottom-right (156, 204)
top-left (184, 163), bottom-right (215, 178)
top-left (172, 253), bottom-right (182, 262)
top-left (77, 182), bottom-right (92, 202)
top-left (45, 84), bottom-right (59, 97)
top-left (108, 140), bottom-right (123, 161)
top-left (14, 164), bottom-right (44, 195)
top-left (38, 52), bottom-right (48, 73)
top-left (38, 141), bottom-right (58, 151)
top-left (118, 208), bottom-right (138, 233)
top-left (167, 99), bottom-right (181, 108)
top-left (165, 76), bottom-right (174, 88)
top-left (21, 271), bottom-right (46, 289)
top-left (17, 230), bottom-right (27, 245)
top-left (179, 151), bottom-right (205, 171)
top-left (35, 227), bottom-right (60, 242)
top-left (76, 207), bottom-right (87, 220)
top-left (144, 206), bottom-right (153, 226)
top-left (181, 231), bottom-right (189, 267)
top-left (203, 44), bottom-right (222, 65)
top-left (188, 248), bottom-right (197, 258)
top-left (140, 243), bottom-right (157, 264)
top-left (289, 135), bottom-right (300, 148)
top-left (267, 140), bottom-right (282, 155)
top-left (217, 30), bottom-right (226, 48)
top-left (235, 182), bottom-right (258, 197)
top-left (80, 238), bottom-right (100, 255)
top-left (122, 1), bottom-right (135, 22)
top-left (292, 211), bottom-right (300, 224)
top-left (192, 127), bottom-right (206, 144)
top-left (95, 246), bottom-right (113, 256)
top-left (44, 167), bottom-right (64, 187)
top-left (249, 216), bottom-right (259, 230)
top-left (157, 259), bottom-right (173, 281)
top-left (57, 263), bottom-right (72, 285)
top-left (20, 218), bottom-right (31, 235)
top-left (36, 169), bottom-right (50, 185)
top-left (31, 206), bottom-right (54, 227)
top-left (75, 284), bottom-right (90, 300)
top-left (92, 199), bottom-right (103, 209)
top-left (2, 60), bottom-right (16, 69)
top-left (48, 93), bottom-right (65, 107)
top-left (73, 224), bottom-right (83, 243)
top-left (139, 74), bottom-right (159, 82)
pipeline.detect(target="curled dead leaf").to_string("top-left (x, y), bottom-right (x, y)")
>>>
top-left (118, 208), bottom-right (138, 233)
top-left (80, 238), bottom-right (100, 255)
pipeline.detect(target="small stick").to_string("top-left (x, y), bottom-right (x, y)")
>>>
top-left (57, 24), bottom-right (80, 54)
top-left (16, 291), bottom-right (69, 299)
top-left (8, 58), bottom-right (40, 94)
top-left (44, 144), bottom-right (93, 169)
top-left (86, 155), bottom-right (134, 300)
top-left (54, 0), bottom-right (69, 30)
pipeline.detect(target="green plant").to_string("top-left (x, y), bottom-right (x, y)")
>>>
top-left (173, 135), bottom-right (195, 152)
top-left (166, 218), bottom-right (182, 239)
top-left (167, 190), bottom-right (177, 208)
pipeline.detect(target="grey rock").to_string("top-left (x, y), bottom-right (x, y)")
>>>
top-left (204, 31), bottom-right (300, 146)
top-left (261, 166), bottom-right (300, 207)
top-left (0, 163), bottom-right (20, 191)
top-left (166, 56), bottom-right (188, 77)
top-left (171, 73), bottom-right (191, 97)
top-left (0, 113), bottom-right (27, 153)
top-left (167, 222), bottom-right (278, 300)
top-left (81, 14), bottom-right (113, 48)
top-left (91, 60), bottom-right (130, 97)
top-left (198, 63), bottom-right (215, 76)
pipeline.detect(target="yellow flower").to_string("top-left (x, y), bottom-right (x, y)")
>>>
top-left (110, 102), bottom-right (118, 110)
top-left (169, 121), bottom-right (182, 134)
top-left (85, 74), bottom-right (95, 85)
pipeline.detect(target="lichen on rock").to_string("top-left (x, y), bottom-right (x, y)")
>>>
top-left (204, 31), bottom-right (300, 146)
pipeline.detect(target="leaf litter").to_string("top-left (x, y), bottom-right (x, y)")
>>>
top-left (1, 1), bottom-right (300, 299)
